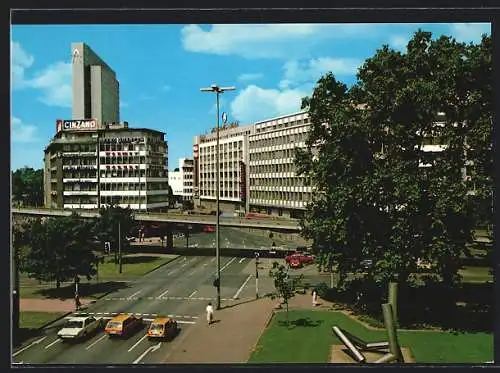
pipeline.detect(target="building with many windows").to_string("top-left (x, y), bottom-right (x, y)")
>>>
top-left (71, 42), bottom-right (120, 125)
top-left (43, 120), bottom-right (169, 211)
top-left (193, 123), bottom-right (254, 212)
top-left (248, 111), bottom-right (312, 218)
top-left (168, 158), bottom-right (194, 202)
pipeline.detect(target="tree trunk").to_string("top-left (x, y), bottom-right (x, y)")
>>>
top-left (56, 279), bottom-right (60, 288)
top-left (286, 301), bottom-right (289, 327)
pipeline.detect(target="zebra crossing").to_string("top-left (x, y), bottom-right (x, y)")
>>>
top-left (103, 296), bottom-right (236, 302)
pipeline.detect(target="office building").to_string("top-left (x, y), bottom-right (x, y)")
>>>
top-left (44, 120), bottom-right (169, 211)
top-left (193, 123), bottom-right (254, 212)
top-left (168, 158), bottom-right (194, 202)
top-left (71, 42), bottom-right (120, 125)
top-left (248, 111), bottom-right (312, 218)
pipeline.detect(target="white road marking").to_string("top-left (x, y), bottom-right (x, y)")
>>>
top-left (157, 289), bottom-right (169, 299)
top-left (133, 342), bottom-right (162, 364)
top-left (188, 290), bottom-right (197, 298)
top-left (233, 274), bottom-right (252, 299)
top-left (203, 263), bottom-right (208, 266)
top-left (220, 257), bottom-right (236, 272)
top-left (44, 339), bottom-right (61, 349)
top-left (128, 334), bottom-right (148, 352)
top-left (188, 269), bottom-right (197, 276)
top-left (210, 257), bottom-right (215, 262)
top-left (239, 258), bottom-right (245, 264)
top-left (13, 336), bottom-right (47, 357)
top-left (167, 269), bottom-right (178, 275)
top-left (127, 290), bottom-right (142, 299)
top-left (85, 334), bottom-right (107, 350)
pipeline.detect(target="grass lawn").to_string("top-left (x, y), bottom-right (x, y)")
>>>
top-left (459, 266), bottom-right (492, 283)
top-left (19, 254), bottom-right (178, 300)
top-left (20, 311), bottom-right (66, 329)
top-left (249, 310), bottom-right (493, 364)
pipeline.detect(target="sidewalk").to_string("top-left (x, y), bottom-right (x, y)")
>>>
top-left (160, 297), bottom-right (277, 363)
top-left (20, 298), bottom-right (94, 313)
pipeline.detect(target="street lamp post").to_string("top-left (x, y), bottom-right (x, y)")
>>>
top-left (200, 84), bottom-right (236, 310)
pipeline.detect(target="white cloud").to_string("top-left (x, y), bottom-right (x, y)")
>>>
top-left (389, 35), bottom-right (409, 51)
top-left (449, 23), bottom-right (491, 44)
top-left (181, 24), bottom-right (375, 59)
top-left (237, 73), bottom-right (264, 82)
top-left (11, 116), bottom-right (37, 143)
top-left (230, 85), bottom-right (307, 123)
top-left (279, 57), bottom-right (361, 89)
top-left (162, 85), bottom-right (171, 92)
top-left (139, 94), bottom-right (155, 101)
top-left (11, 41), bottom-right (34, 88)
top-left (27, 61), bottom-right (72, 107)
top-left (120, 101), bottom-right (129, 108)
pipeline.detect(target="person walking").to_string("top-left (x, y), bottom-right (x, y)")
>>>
top-left (75, 294), bottom-right (82, 311)
top-left (206, 302), bottom-right (214, 325)
top-left (312, 289), bottom-right (318, 307)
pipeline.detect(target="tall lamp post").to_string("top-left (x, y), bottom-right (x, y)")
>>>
top-left (200, 84), bottom-right (236, 310)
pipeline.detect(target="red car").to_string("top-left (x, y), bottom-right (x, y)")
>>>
top-left (285, 252), bottom-right (314, 266)
top-left (289, 258), bottom-right (303, 269)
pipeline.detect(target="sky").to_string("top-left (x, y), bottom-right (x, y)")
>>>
top-left (11, 22), bottom-right (490, 171)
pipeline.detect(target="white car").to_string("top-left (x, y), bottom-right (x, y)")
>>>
top-left (57, 316), bottom-right (103, 340)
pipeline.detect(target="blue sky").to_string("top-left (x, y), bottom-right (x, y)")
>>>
top-left (11, 23), bottom-right (490, 171)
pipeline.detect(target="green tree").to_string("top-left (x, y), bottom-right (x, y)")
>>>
top-left (268, 261), bottom-right (303, 326)
top-left (11, 167), bottom-right (44, 207)
top-left (295, 30), bottom-right (491, 297)
top-left (92, 204), bottom-right (136, 258)
top-left (22, 214), bottom-right (97, 288)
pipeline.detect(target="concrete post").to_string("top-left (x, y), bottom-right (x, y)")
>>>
top-left (166, 230), bottom-right (173, 250)
top-left (382, 303), bottom-right (403, 363)
top-left (388, 282), bottom-right (398, 326)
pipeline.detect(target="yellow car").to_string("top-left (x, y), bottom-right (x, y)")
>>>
top-left (104, 314), bottom-right (143, 337)
top-left (147, 317), bottom-right (178, 340)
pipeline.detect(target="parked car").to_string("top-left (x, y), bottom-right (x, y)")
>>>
top-left (289, 258), bottom-right (303, 269)
top-left (285, 252), bottom-right (314, 266)
top-left (105, 314), bottom-right (143, 337)
top-left (147, 317), bottom-right (179, 340)
top-left (57, 316), bottom-right (104, 341)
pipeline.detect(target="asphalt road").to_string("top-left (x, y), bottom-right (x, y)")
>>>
top-left (12, 255), bottom-right (279, 365)
top-left (174, 227), bottom-right (300, 250)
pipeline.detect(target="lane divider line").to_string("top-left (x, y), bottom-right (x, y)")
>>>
top-left (13, 336), bottom-right (47, 357)
top-left (220, 257), bottom-right (236, 272)
top-left (156, 289), bottom-right (169, 299)
top-left (44, 339), bottom-right (61, 349)
top-left (85, 334), bottom-right (107, 350)
top-left (188, 290), bottom-right (197, 298)
top-left (239, 258), bottom-right (245, 264)
top-left (127, 290), bottom-right (142, 300)
top-left (233, 274), bottom-right (253, 299)
top-left (128, 334), bottom-right (148, 352)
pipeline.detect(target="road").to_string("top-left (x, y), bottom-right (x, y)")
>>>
top-left (12, 255), bottom-right (278, 365)
top-left (173, 227), bottom-right (300, 250)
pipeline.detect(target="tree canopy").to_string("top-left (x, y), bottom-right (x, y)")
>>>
top-left (21, 213), bottom-right (98, 287)
top-left (92, 203), bottom-right (136, 252)
top-left (295, 30), bottom-right (492, 290)
top-left (12, 167), bottom-right (44, 207)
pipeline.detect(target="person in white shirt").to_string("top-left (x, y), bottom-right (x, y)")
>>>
top-left (312, 289), bottom-right (318, 307)
top-left (206, 302), bottom-right (214, 325)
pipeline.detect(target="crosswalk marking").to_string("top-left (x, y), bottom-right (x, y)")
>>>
top-left (72, 312), bottom-right (199, 319)
top-left (103, 296), bottom-right (235, 301)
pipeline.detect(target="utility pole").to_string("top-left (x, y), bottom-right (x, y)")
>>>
top-left (200, 84), bottom-right (236, 310)
top-left (255, 251), bottom-right (260, 299)
top-left (118, 220), bottom-right (122, 274)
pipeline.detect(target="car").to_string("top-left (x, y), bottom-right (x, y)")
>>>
top-left (104, 314), bottom-right (143, 337)
top-left (147, 317), bottom-right (179, 340)
top-left (285, 252), bottom-right (314, 266)
top-left (57, 316), bottom-right (104, 340)
top-left (289, 258), bottom-right (303, 269)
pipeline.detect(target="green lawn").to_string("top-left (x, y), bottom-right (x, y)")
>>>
top-left (20, 311), bottom-right (66, 329)
top-left (249, 310), bottom-right (493, 364)
top-left (19, 254), bottom-right (178, 300)
top-left (97, 254), bottom-right (178, 278)
top-left (459, 266), bottom-right (492, 283)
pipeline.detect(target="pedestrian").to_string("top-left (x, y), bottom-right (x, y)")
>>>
top-left (75, 294), bottom-right (81, 311)
top-left (312, 289), bottom-right (318, 307)
top-left (206, 302), bottom-right (214, 325)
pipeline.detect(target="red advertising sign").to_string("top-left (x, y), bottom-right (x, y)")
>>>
top-left (56, 119), bottom-right (63, 133)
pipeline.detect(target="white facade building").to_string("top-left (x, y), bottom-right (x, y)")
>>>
top-left (248, 111), bottom-right (312, 218)
top-left (168, 158), bottom-right (194, 201)
top-left (193, 124), bottom-right (254, 212)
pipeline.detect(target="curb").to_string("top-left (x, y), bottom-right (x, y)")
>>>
top-left (142, 255), bottom-right (182, 276)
